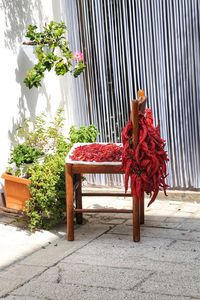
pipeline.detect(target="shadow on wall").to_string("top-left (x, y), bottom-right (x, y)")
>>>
top-left (2, 0), bottom-right (43, 53)
top-left (1, 0), bottom-right (52, 145)
top-left (8, 43), bottom-right (51, 145)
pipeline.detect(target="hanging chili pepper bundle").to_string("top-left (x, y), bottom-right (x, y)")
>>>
top-left (122, 108), bottom-right (168, 206)
top-left (70, 143), bottom-right (123, 162)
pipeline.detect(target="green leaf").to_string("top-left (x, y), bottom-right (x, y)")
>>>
top-left (24, 67), bottom-right (45, 89)
top-left (73, 61), bottom-right (86, 78)
top-left (55, 60), bottom-right (68, 75)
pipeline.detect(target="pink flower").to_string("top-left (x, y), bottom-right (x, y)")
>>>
top-left (73, 51), bottom-right (84, 61)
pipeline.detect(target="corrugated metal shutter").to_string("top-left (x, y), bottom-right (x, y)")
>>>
top-left (65, 0), bottom-right (200, 189)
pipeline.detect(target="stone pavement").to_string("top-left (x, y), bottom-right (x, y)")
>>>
top-left (0, 192), bottom-right (200, 299)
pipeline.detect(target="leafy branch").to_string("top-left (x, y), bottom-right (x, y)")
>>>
top-left (23, 21), bottom-right (86, 89)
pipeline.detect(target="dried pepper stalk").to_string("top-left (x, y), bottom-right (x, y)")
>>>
top-left (70, 143), bottom-right (123, 162)
top-left (122, 108), bottom-right (168, 206)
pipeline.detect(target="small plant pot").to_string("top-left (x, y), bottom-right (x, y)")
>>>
top-left (1, 173), bottom-right (31, 211)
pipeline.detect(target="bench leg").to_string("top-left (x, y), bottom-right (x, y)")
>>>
top-left (140, 192), bottom-right (145, 224)
top-left (75, 174), bottom-right (83, 224)
top-left (133, 195), bottom-right (140, 242)
top-left (66, 164), bottom-right (74, 241)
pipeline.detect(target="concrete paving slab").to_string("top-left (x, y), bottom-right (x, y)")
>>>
top-left (109, 223), bottom-right (198, 241)
top-left (4, 296), bottom-right (40, 300)
top-left (0, 223), bottom-right (65, 270)
top-left (141, 226), bottom-right (200, 241)
top-left (125, 218), bottom-right (180, 229)
top-left (89, 233), bottom-right (172, 248)
top-left (149, 221), bottom-right (180, 229)
top-left (164, 216), bottom-right (189, 223)
top-left (62, 242), bottom-right (199, 266)
top-left (62, 249), bottom-right (200, 274)
top-left (7, 283), bottom-right (198, 300)
top-left (35, 262), bottom-right (153, 289)
top-left (7, 282), bottom-right (75, 299)
top-left (0, 218), bottom-right (112, 270)
top-left (1, 194), bottom-right (200, 300)
top-left (168, 239), bottom-right (200, 252)
top-left (0, 265), bottom-right (45, 297)
top-left (135, 270), bottom-right (200, 299)
top-left (65, 239), bottom-right (171, 258)
top-left (143, 214), bottom-right (168, 221)
top-left (177, 222), bottom-right (200, 231)
top-left (18, 223), bottom-right (112, 267)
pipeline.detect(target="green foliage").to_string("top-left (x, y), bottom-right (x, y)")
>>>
top-left (6, 109), bottom-right (68, 229)
top-left (69, 125), bottom-right (99, 144)
top-left (16, 108), bottom-right (66, 153)
top-left (19, 109), bottom-right (69, 230)
top-left (24, 21), bottom-right (86, 89)
top-left (7, 108), bottom-right (99, 230)
top-left (26, 149), bottom-right (68, 230)
top-left (9, 144), bottom-right (43, 167)
top-left (73, 61), bottom-right (86, 78)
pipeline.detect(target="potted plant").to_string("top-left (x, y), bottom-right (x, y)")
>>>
top-left (2, 109), bottom-right (99, 230)
top-left (1, 173), bottom-right (31, 211)
top-left (2, 143), bottom-right (44, 210)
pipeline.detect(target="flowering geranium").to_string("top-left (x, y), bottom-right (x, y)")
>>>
top-left (23, 21), bottom-right (86, 88)
top-left (73, 51), bottom-right (84, 61)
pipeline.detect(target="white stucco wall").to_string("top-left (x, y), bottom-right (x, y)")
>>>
top-left (0, 0), bottom-right (83, 179)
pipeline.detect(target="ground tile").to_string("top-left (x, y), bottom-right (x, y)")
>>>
top-left (141, 226), bottom-right (200, 241)
top-left (177, 222), bottom-right (200, 232)
top-left (8, 282), bottom-right (74, 299)
top-left (134, 270), bottom-right (200, 299)
top-left (8, 282), bottom-right (197, 300)
top-left (4, 296), bottom-right (42, 300)
top-left (69, 241), bottom-right (199, 265)
top-left (96, 233), bottom-right (172, 248)
top-left (35, 262), bottom-right (153, 290)
top-left (0, 265), bottom-right (45, 297)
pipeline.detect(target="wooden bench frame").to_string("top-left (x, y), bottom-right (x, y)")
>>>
top-left (65, 96), bottom-right (146, 242)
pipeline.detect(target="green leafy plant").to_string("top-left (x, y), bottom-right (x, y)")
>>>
top-left (6, 143), bottom-right (44, 177)
top-left (7, 109), bottom-right (98, 230)
top-left (26, 121), bottom-right (98, 230)
top-left (16, 108), bottom-right (68, 154)
top-left (23, 21), bottom-right (86, 89)
top-left (9, 144), bottom-right (43, 167)
top-left (18, 109), bottom-right (70, 230)
top-left (69, 125), bottom-right (99, 144)
top-left (26, 146), bottom-right (69, 230)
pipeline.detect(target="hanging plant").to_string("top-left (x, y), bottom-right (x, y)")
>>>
top-left (23, 21), bottom-right (85, 89)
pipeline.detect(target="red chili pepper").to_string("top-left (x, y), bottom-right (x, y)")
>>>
top-left (122, 108), bottom-right (169, 206)
top-left (70, 143), bottom-right (123, 162)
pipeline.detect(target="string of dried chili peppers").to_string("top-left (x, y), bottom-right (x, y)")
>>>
top-left (122, 108), bottom-right (169, 206)
top-left (70, 143), bottom-right (123, 162)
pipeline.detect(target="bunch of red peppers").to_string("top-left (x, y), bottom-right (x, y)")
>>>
top-left (122, 108), bottom-right (168, 206)
top-left (70, 143), bottom-right (123, 162)
top-left (70, 108), bottom-right (168, 206)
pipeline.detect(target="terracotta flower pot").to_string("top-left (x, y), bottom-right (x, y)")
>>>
top-left (1, 173), bottom-right (31, 211)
